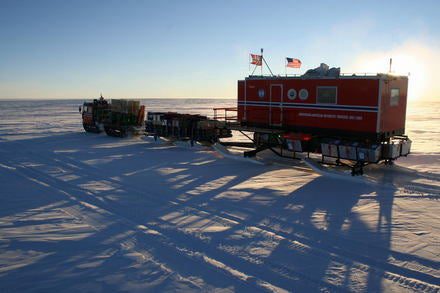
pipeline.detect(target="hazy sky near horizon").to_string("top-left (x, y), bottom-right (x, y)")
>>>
top-left (0, 0), bottom-right (439, 100)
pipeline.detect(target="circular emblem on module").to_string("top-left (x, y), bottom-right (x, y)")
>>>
top-left (287, 89), bottom-right (297, 100)
top-left (258, 89), bottom-right (265, 99)
top-left (299, 89), bottom-right (308, 100)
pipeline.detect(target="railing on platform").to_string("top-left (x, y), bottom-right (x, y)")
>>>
top-left (247, 72), bottom-right (400, 78)
top-left (213, 107), bottom-right (238, 122)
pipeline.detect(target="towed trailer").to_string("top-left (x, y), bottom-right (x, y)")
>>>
top-left (145, 112), bottom-right (232, 144)
top-left (146, 70), bottom-right (412, 175)
top-left (231, 71), bottom-right (412, 175)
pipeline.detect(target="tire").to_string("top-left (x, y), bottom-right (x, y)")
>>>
top-left (83, 123), bottom-right (101, 133)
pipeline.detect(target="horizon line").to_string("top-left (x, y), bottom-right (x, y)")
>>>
top-left (0, 96), bottom-right (236, 101)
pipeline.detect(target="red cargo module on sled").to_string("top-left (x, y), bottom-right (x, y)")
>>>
top-left (237, 74), bottom-right (408, 141)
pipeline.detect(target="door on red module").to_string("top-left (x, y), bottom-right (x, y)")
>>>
top-left (270, 84), bottom-right (283, 126)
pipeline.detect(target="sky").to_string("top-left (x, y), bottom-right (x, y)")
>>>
top-left (0, 0), bottom-right (439, 100)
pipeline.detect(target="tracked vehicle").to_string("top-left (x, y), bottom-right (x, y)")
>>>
top-left (80, 95), bottom-right (145, 137)
top-left (80, 95), bottom-right (109, 133)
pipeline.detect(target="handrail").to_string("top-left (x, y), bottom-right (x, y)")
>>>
top-left (213, 107), bottom-right (238, 122)
top-left (247, 72), bottom-right (400, 78)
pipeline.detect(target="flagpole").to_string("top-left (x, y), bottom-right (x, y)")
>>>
top-left (285, 58), bottom-right (287, 77)
top-left (262, 56), bottom-right (274, 77)
top-left (251, 64), bottom-right (258, 75)
top-left (261, 48), bottom-right (263, 76)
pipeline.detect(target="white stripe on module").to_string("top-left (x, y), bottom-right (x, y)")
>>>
top-left (238, 101), bottom-right (378, 112)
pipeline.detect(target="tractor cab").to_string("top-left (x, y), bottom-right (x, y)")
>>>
top-left (81, 94), bottom-right (110, 133)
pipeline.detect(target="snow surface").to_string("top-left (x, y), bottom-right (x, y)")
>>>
top-left (0, 99), bottom-right (439, 292)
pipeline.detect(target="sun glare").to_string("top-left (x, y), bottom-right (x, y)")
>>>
top-left (349, 42), bottom-right (439, 101)
top-left (390, 53), bottom-right (426, 101)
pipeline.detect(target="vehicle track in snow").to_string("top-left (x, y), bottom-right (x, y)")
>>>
top-left (0, 151), bottom-right (324, 292)
top-left (0, 157), bottom-right (286, 292)
top-left (1, 140), bottom-right (439, 292)
top-left (53, 146), bottom-right (439, 265)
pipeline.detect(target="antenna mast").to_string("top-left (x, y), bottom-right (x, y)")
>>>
top-left (261, 48), bottom-right (274, 77)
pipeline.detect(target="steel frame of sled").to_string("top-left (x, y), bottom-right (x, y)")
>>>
top-left (320, 156), bottom-right (369, 176)
top-left (319, 140), bottom-right (378, 176)
top-left (381, 135), bottom-right (411, 165)
top-left (320, 134), bottom-right (412, 176)
top-left (145, 128), bottom-right (221, 145)
top-left (144, 112), bottom-right (412, 177)
top-left (221, 130), bottom-right (308, 161)
top-left (220, 127), bottom-right (372, 176)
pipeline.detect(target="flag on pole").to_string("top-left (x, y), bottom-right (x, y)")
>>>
top-left (250, 54), bottom-right (262, 66)
top-left (286, 57), bottom-right (301, 68)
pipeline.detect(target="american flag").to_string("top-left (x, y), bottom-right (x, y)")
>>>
top-left (250, 54), bottom-right (262, 66)
top-left (286, 57), bottom-right (301, 68)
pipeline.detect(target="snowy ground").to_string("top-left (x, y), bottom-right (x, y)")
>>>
top-left (0, 100), bottom-right (439, 292)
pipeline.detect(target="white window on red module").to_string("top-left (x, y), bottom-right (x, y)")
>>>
top-left (299, 89), bottom-right (309, 100)
top-left (317, 86), bottom-right (337, 104)
top-left (287, 89), bottom-right (297, 100)
top-left (258, 89), bottom-right (265, 99)
top-left (391, 89), bottom-right (400, 106)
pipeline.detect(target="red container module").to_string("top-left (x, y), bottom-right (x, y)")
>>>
top-left (237, 74), bottom-right (408, 141)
